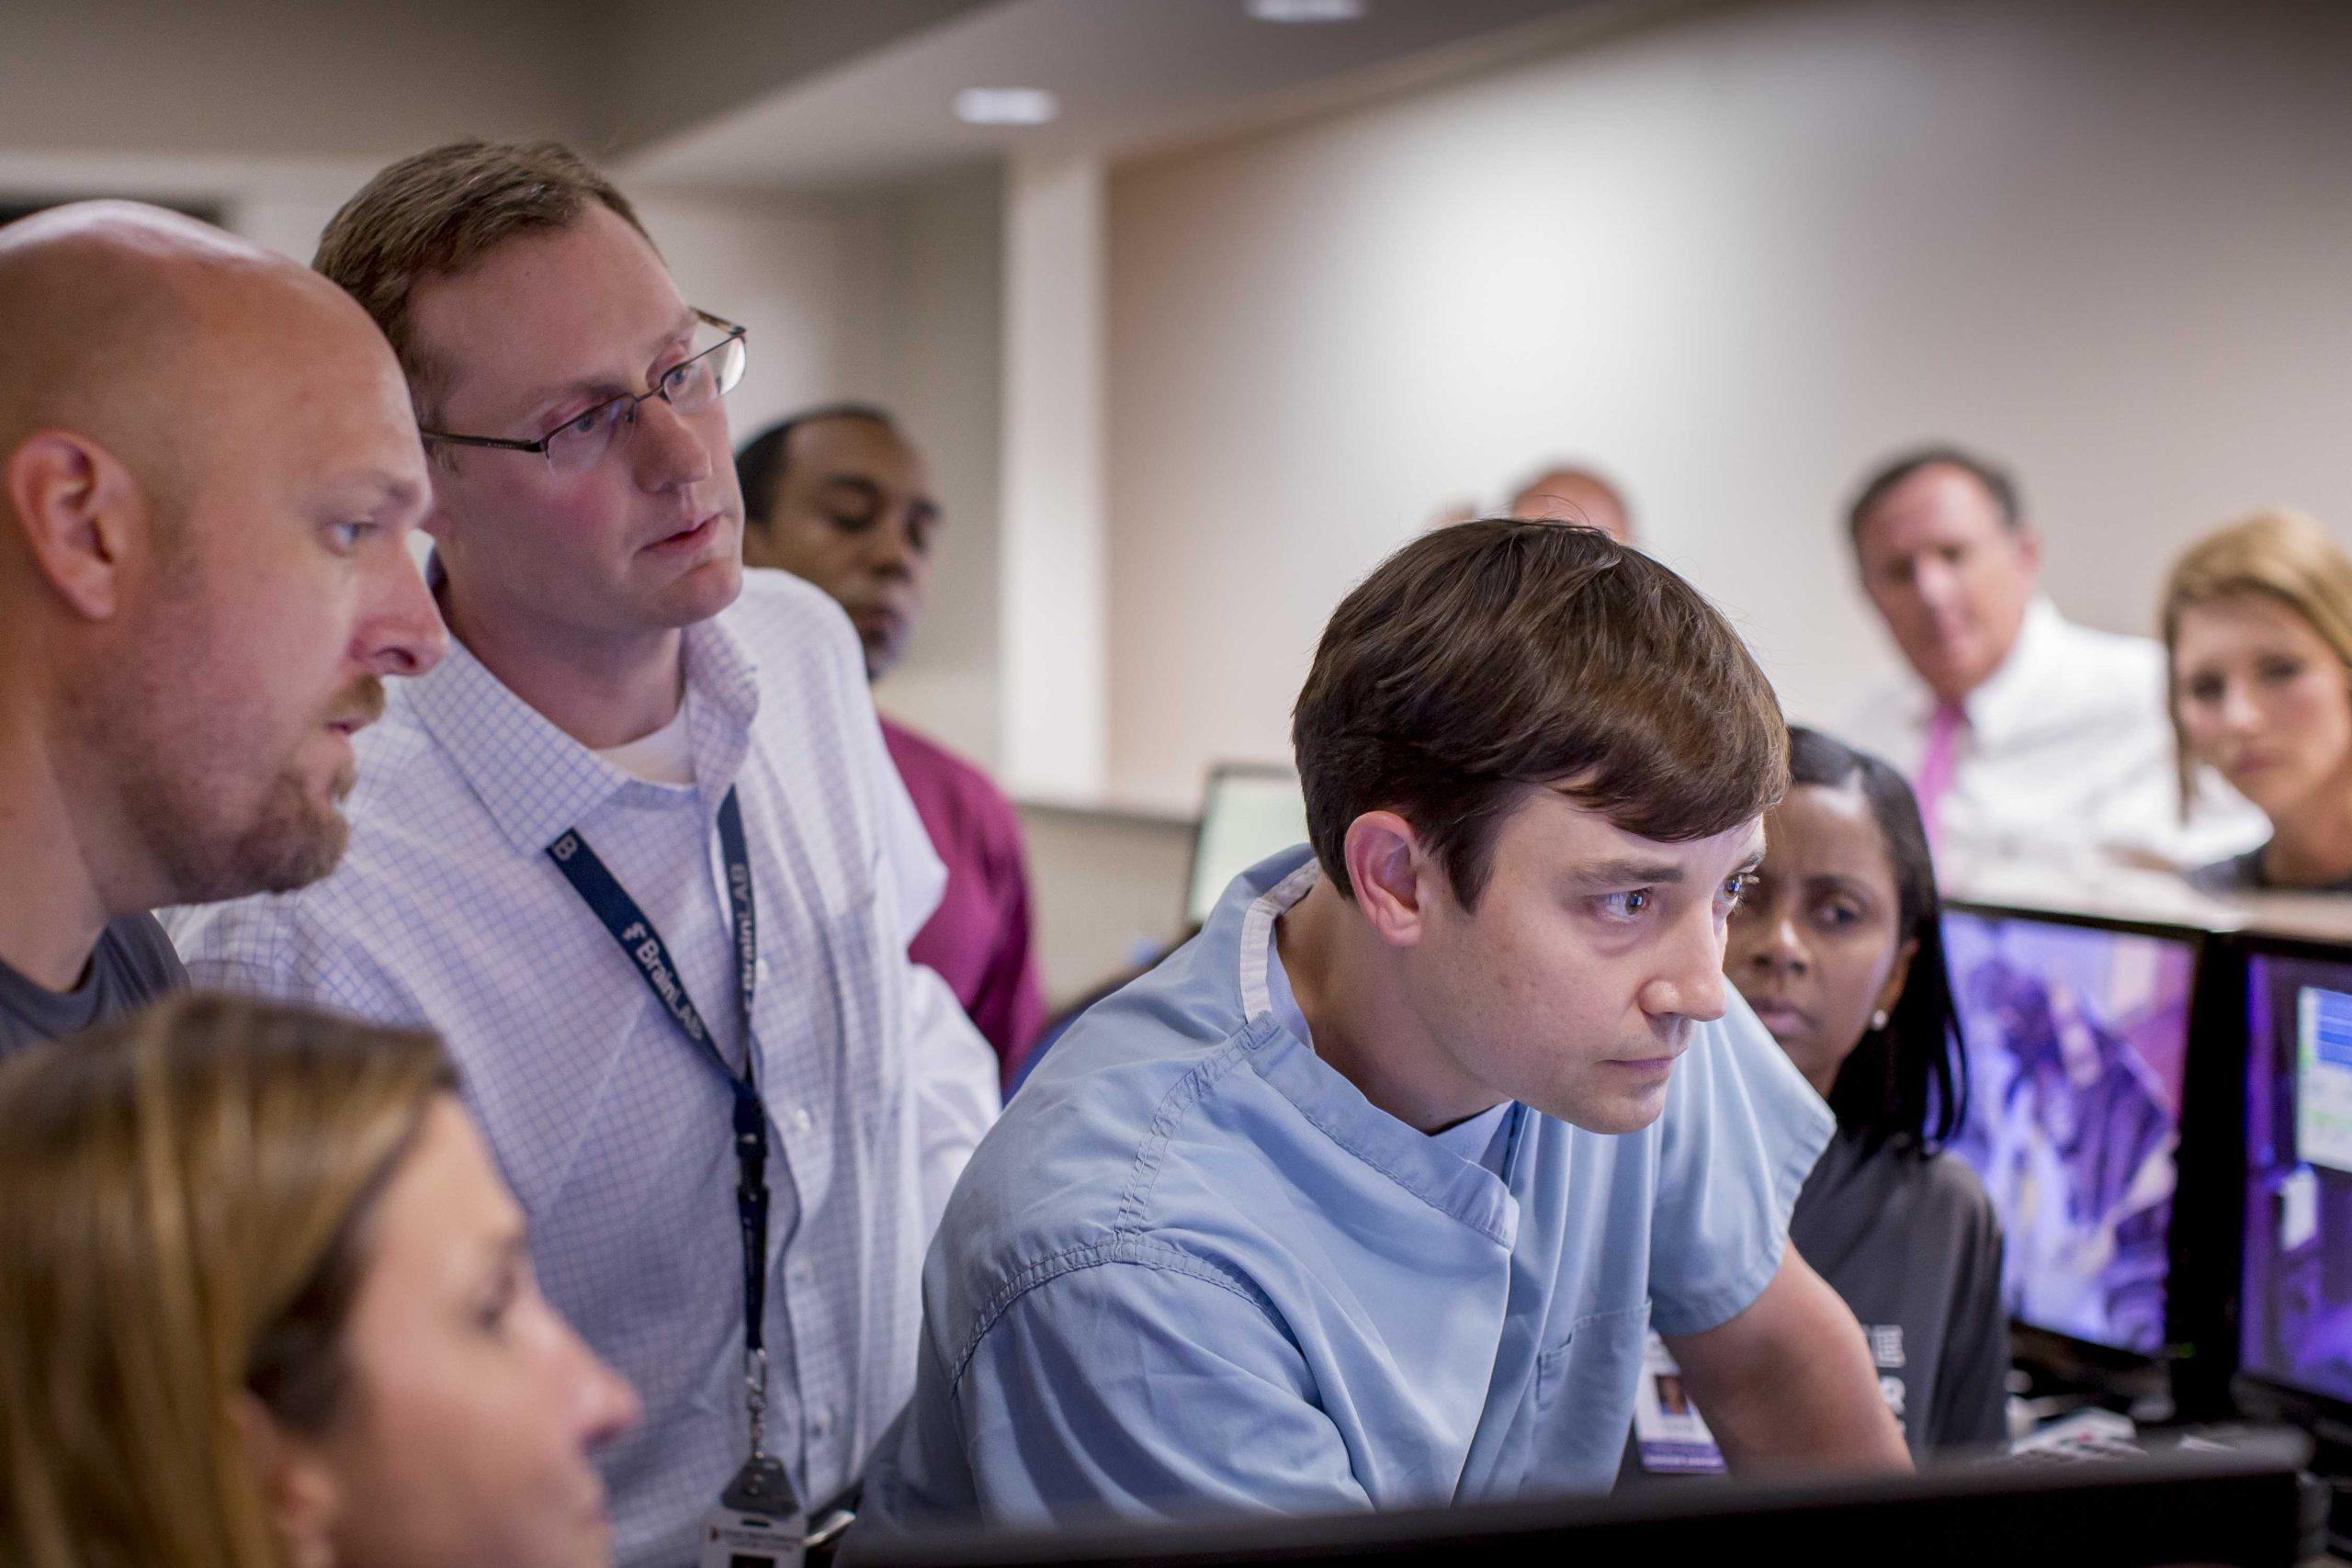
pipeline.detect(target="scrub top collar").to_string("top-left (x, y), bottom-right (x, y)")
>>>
top-left (1232, 850), bottom-right (1525, 1246)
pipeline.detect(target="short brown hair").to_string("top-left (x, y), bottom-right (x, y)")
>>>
top-left (1294, 520), bottom-right (1788, 907)
top-left (313, 139), bottom-right (653, 421)
top-left (2161, 509), bottom-right (2352, 817)
top-left (0, 993), bottom-right (456, 1568)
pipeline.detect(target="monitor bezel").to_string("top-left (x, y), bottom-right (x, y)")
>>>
top-left (1940, 898), bottom-right (2239, 1394)
top-left (2229, 929), bottom-right (2352, 1429)
top-left (858, 1427), bottom-right (2312, 1568)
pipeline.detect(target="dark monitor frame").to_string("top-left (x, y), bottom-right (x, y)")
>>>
top-left (1941, 899), bottom-right (2245, 1416)
top-left (2229, 928), bottom-right (2352, 1441)
top-left (1182, 762), bottom-right (1304, 931)
top-left (861, 1430), bottom-right (2312, 1568)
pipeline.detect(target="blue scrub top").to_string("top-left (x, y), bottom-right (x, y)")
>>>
top-left (866, 846), bottom-right (1832, 1529)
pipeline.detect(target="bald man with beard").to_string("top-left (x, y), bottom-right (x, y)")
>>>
top-left (0, 202), bottom-right (445, 1057)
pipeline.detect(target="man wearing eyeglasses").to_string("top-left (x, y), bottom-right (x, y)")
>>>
top-left (172, 140), bottom-right (1001, 1568)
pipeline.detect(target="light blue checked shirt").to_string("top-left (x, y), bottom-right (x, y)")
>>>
top-left (170, 570), bottom-right (1001, 1568)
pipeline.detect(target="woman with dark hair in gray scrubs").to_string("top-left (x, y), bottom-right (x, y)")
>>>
top-left (1726, 725), bottom-right (2011, 1457)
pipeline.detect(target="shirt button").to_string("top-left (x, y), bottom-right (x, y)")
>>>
top-left (790, 1260), bottom-right (815, 1286)
top-left (756, 956), bottom-right (773, 983)
top-left (789, 1106), bottom-right (814, 1133)
top-left (808, 1407), bottom-right (836, 1439)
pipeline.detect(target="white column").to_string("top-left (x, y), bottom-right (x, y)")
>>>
top-left (998, 150), bottom-right (1109, 803)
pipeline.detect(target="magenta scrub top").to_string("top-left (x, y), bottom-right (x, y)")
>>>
top-left (882, 716), bottom-right (1046, 1081)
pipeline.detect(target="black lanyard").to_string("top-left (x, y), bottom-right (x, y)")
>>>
top-left (547, 787), bottom-right (775, 1458)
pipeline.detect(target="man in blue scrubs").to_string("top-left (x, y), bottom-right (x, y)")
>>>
top-left (868, 520), bottom-right (1909, 1527)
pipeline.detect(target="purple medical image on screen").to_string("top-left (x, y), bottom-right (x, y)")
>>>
top-left (1941, 910), bottom-right (2194, 1355)
top-left (2241, 953), bottom-right (2352, 1407)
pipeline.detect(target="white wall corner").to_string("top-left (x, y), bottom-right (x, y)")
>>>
top-left (999, 150), bottom-right (1111, 802)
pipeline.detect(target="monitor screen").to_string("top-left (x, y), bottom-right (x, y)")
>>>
top-left (1185, 769), bottom-right (1310, 927)
top-left (1941, 908), bottom-right (2198, 1355)
top-left (2241, 948), bottom-right (2352, 1408)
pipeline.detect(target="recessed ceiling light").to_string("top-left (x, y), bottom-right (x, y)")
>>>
top-left (1247, 0), bottom-right (1366, 21)
top-left (953, 87), bottom-right (1060, 126)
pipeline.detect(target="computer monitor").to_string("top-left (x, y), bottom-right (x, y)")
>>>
top-left (1184, 764), bottom-right (1309, 928)
top-left (860, 1429), bottom-right (2312, 1568)
top-left (1940, 904), bottom-right (2201, 1358)
top-left (2240, 940), bottom-right (2352, 1415)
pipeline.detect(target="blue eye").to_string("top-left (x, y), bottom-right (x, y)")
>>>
top-left (327, 521), bottom-right (374, 552)
top-left (1596, 889), bottom-right (1652, 921)
top-left (1721, 873), bottom-right (1754, 907)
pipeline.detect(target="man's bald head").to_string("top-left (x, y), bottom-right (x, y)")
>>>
top-left (0, 201), bottom-right (404, 528)
top-left (1507, 465), bottom-right (1634, 547)
top-left (0, 200), bottom-right (441, 922)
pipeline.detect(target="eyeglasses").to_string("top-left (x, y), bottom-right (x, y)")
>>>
top-left (421, 310), bottom-right (749, 477)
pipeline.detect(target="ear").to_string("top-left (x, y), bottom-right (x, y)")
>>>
top-left (1341, 810), bottom-right (1433, 949)
top-left (2013, 523), bottom-right (2042, 581)
top-left (5, 431), bottom-right (147, 621)
top-left (1874, 935), bottom-right (1920, 1022)
top-left (231, 1391), bottom-right (344, 1568)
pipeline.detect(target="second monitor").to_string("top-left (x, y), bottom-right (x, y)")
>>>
top-left (1941, 904), bottom-right (2201, 1359)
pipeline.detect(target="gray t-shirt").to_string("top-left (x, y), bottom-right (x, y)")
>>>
top-left (1790, 1126), bottom-right (2011, 1455)
top-left (0, 914), bottom-right (187, 1061)
top-left (1624, 1124), bottom-right (2011, 1480)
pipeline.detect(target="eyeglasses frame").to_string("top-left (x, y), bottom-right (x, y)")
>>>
top-left (417, 309), bottom-right (749, 465)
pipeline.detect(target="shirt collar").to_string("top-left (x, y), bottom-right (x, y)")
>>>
top-left (1230, 856), bottom-right (1521, 1246)
top-left (405, 606), bottom-right (763, 859)
top-left (1959, 594), bottom-right (2063, 742)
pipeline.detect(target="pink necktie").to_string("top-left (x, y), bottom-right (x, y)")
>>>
top-left (1913, 702), bottom-right (1966, 850)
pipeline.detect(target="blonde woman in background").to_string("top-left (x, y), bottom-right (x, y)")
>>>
top-left (0, 994), bottom-right (638, 1568)
top-left (2164, 511), bottom-right (2352, 894)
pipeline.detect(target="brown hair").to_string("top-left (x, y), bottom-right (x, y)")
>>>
top-left (1294, 519), bottom-right (1788, 907)
top-left (0, 993), bottom-right (457, 1568)
top-left (312, 138), bottom-right (653, 423)
top-left (2161, 509), bottom-right (2352, 817)
top-left (1845, 445), bottom-right (2023, 545)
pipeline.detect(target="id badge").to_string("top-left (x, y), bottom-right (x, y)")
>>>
top-left (698, 1455), bottom-right (807, 1568)
top-left (1631, 1331), bottom-right (1725, 1475)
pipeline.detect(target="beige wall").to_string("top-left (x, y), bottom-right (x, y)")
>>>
top-left (1104, 0), bottom-right (2352, 811)
top-left (0, 0), bottom-right (593, 160)
top-left (854, 169), bottom-right (1012, 772)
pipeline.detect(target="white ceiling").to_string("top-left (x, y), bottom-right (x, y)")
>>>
top-left (620, 0), bottom-right (1640, 193)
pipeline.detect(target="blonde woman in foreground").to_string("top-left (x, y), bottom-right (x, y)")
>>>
top-left (2165, 510), bottom-right (2352, 895)
top-left (0, 993), bottom-right (639, 1568)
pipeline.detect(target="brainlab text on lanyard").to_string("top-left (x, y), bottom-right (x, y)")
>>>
top-left (547, 788), bottom-right (777, 1464)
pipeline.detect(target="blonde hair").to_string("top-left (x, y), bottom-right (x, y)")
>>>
top-left (2161, 509), bottom-right (2352, 816)
top-left (0, 993), bottom-right (456, 1568)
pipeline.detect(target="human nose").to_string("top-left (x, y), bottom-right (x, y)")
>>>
top-left (561, 1322), bottom-right (641, 1450)
top-left (357, 535), bottom-right (447, 678)
top-left (1750, 905), bottom-right (1808, 976)
top-left (866, 513), bottom-right (920, 580)
top-left (1644, 908), bottom-right (1732, 1022)
top-left (1911, 557), bottom-right (1961, 615)
top-left (628, 389), bottom-right (714, 493)
top-left (2217, 677), bottom-right (2264, 736)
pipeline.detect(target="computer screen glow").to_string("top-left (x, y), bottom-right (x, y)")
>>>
top-left (1941, 908), bottom-right (2195, 1356)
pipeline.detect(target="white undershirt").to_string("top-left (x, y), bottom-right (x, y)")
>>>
top-left (594, 703), bottom-right (696, 786)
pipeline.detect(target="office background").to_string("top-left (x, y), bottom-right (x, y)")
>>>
top-left (8, 0), bottom-right (2347, 1002)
